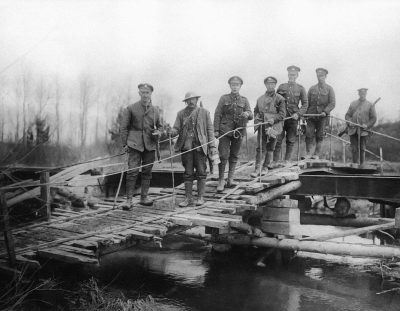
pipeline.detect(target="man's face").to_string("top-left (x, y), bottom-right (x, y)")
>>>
top-left (229, 82), bottom-right (242, 94)
top-left (265, 82), bottom-right (276, 92)
top-left (186, 97), bottom-right (198, 108)
top-left (359, 90), bottom-right (367, 101)
top-left (317, 72), bottom-right (326, 83)
top-left (288, 72), bottom-right (298, 83)
top-left (139, 89), bottom-right (152, 102)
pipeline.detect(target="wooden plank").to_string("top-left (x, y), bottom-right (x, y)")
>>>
top-left (265, 198), bottom-right (298, 208)
top-left (172, 214), bottom-right (234, 229)
top-left (262, 207), bottom-right (300, 223)
top-left (38, 248), bottom-right (99, 264)
top-left (40, 172), bottom-right (51, 220)
top-left (395, 208), bottom-right (400, 229)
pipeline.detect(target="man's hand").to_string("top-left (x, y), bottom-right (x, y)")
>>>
top-left (320, 112), bottom-right (327, 117)
top-left (240, 111), bottom-right (249, 119)
top-left (152, 129), bottom-right (161, 137)
top-left (292, 113), bottom-right (299, 120)
top-left (266, 119), bottom-right (274, 125)
top-left (361, 124), bottom-right (368, 130)
top-left (214, 131), bottom-right (219, 138)
top-left (123, 145), bottom-right (129, 153)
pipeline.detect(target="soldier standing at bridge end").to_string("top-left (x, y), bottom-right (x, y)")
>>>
top-left (214, 76), bottom-right (253, 192)
top-left (305, 68), bottom-right (335, 159)
top-left (120, 83), bottom-right (162, 209)
top-left (275, 65), bottom-right (308, 163)
top-left (345, 88), bottom-right (377, 164)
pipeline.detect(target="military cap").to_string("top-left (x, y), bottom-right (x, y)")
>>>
top-left (358, 88), bottom-right (368, 92)
top-left (264, 76), bottom-right (277, 84)
top-left (287, 65), bottom-right (301, 72)
top-left (315, 68), bottom-right (328, 75)
top-left (228, 76), bottom-right (243, 85)
top-left (138, 83), bottom-right (154, 92)
top-left (183, 91), bottom-right (201, 102)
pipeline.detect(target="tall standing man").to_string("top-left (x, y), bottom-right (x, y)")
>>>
top-left (120, 83), bottom-right (162, 208)
top-left (275, 65), bottom-right (308, 163)
top-left (305, 68), bottom-right (335, 159)
top-left (171, 92), bottom-right (217, 207)
top-left (251, 77), bottom-right (286, 177)
top-left (214, 76), bottom-right (253, 192)
top-left (345, 88), bottom-right (377, 164)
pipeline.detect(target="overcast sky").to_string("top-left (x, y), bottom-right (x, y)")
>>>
top-left (1, 0), bottom-right (400, 123)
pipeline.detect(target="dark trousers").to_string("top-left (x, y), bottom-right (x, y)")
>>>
top-left (255, 128), bottom-right (277, 168)
top-left (275, 119), bottom-right (298, 158)
top-left (218, 135), bottom-right (243, 164)
top-left (305, 117), bottom-right (328, 144)
top-left (126, 148), bottom-right (155, 197)
top-left (350, 134), bottom-right (367, 164)
top-left (181, 150), bottom-right (207, 182)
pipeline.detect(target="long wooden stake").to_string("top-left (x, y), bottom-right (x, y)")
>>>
top-left (40, 172), bottom-right (51, 220)
top-left (1, 191), bottom-right (16, 267)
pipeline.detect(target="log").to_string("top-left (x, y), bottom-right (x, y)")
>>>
top-left (40, 172), bottom-right (51, 220)
top-left (243, 181), bottom-right (302, 205)
top-left (301, 214), bottom-right (393, 228)
top-left (210, 234), bottom-right (400, 259)
top-left (1, 191), bottom-right (16, 267)
top-left (55, 187), bottom-right (85, 208)
top-left (301, 221), bottom-right (395, 241)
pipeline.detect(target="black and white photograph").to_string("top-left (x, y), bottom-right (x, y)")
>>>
top-left (1, 0), bottom-right (400, 310)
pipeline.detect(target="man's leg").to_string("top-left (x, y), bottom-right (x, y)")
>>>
top-left (264, 138), bottom-right (277, 170)
top-left (305, 119), bottom-right (316, 158)
top-left (194, 150), bottom-right (208, 206)
top-left (251, 129), bottom-right (266, 177)
top-left (349, 134), bottom-right (359, 163)
top-left (285, 119), bottom-right (297, 161)
top-left (314, 117), bottom-right (327, 159)
top-left (121, 148), bottom-right (141, 210)
top-left (217, 136), bottom-right (230, 192)
top-left (273, 123), bottom-right (286, 162)
top-left (139, 149), bottom-right (156, 206)
top-left (180, 151), bottom-right (195, 207)
top-left (227, 136), bottom-right (242, 188)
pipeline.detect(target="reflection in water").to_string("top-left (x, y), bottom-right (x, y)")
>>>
top-left (97, 236), bottom-right (400, 311)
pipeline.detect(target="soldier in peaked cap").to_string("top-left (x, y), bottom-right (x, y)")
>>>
top-left (275, 65), bottom-right (308, 164)
top-left (304, 67), bottom-right (335, 159)
top-left (170, 92), bottom-right (217, 207)
top-left (345, 88), bottom-right (377, 164)
top-left (120, 82), bottom-right (162, 209)
top-left (250, 76), bottom-right (286, 178)
top-left (214, 76), bottom-right (253, 192)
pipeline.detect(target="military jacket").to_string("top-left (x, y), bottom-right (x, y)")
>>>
top-left (254, 91), bottom-right (286, 134)
top-left (345, 100), bottom-right (377, 136)
top-left (307, 83), bottom-right (335, 114)
top-left (214, 93), bottom-right (253, 136)
top-left (277, 82), bottom-right (308, 116)
top-left (120, 100), bottom-right (162, 152)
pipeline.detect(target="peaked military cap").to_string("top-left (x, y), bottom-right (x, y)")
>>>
top-left (138, 83), bottom-right (154, 92)
top-left (228, 76), bottom-right (243, 85)
top-left (183, 91), bottom-right (201, 102)
top-left (358, 88), bottom-right (368, 92)
top-left (315, 68), bottom-right (328, 75)
top-left (264, 76), bottom-right (277, 84)
top-left (287, 65), bottom-right (300, 72)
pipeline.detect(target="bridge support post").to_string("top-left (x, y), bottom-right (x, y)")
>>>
top-left (0, 190), bottom-right (16, 268)
top-left (40, 172), bottom-right (51, 221)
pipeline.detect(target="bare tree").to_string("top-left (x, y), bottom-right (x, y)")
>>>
top-left (35, 76), bottom-right (51, 120)
top-left (78, 75), bottom-right (94, 148)
top-left (54, 76), bottom-right (62, 145)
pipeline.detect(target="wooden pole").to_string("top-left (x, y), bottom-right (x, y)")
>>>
top-left (329, 116), bottom-right (333, 161)
top-left (210, 234), bottom-right (400, 259)
top-left (342, 141), bottom-right (346, 164)
top-left (1, 190), bottom-right (16, 267)
top-left (248, 180), bottom-right (301, 205)
top-left (300, 214), bottom-right (393, 228)
top-left (40, 172), bottom-right (51, 220)
top-left (380, 147), bottom-right (383, 175)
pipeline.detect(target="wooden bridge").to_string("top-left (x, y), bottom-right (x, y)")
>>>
top-left (1, 159), bottom-right (400, 271)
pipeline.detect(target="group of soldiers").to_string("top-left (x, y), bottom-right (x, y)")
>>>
top-left (119, 66), bottom-right (377, 209)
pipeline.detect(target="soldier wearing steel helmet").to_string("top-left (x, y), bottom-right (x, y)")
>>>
top-left (275, 65), bottom-right (308, 163)
top-left (305, 68), bottom-right (336, 159)
top-left (171, 92), bottom-right (217, 207)
top-left (214, 76), bottom-right (253, 192)
top-left (120, 83), bottom-right (162, 208)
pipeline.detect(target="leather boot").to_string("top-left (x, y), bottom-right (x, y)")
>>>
top-left (226, 162), bottom-right (237, 188)
top-left (265, 151), bottom-right (275, 169)
top-left (121, 177), bottom-right (136, 210)
top-left (303, 140), bottom-right (314, 159)
top-left (179, 181), bottom-right (193, 207)
top-left (250, 165), bottom-right (260, 178)
top-left (196, 179), bottom-right (206, 206)
top-left (217, 162), bottom-right (226, 193)
top-left (285, 145), bottom-right (294, 162)
top-left (139, 179), bottom-right (153, 206)
top-left (121, 197), bottom-right (133, 211)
